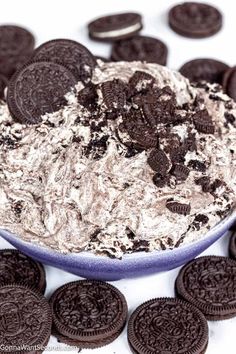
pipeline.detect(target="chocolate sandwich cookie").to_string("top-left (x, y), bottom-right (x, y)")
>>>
top-left (111, 35), bottom-right (168, 65)
top-left (101, 79), bottom-right (127, 110)
top-left (32, 39), bottom-right (96, 82)
top-left (0, 284), bottom-right (52, 354)
top-left (128, 297), bottom-right (209, 354)
top-left (128, 70), bottom-right (155, 96)
top-left (223, 66), bottom-right (236, 101)
top-left (229, 231), bottom-right (236, 260)
top-left (0, 25), bottom-right (35, 78)
top-left (192, 109), bottom-right (215, 134)
top-left (147, 148), bottom-right (170, 173)
top-left (7, 61), bottom-right (77, 124)
top-left (52, 325), bottom-right (123, 349)
top-left (0, 249), bottom-right (46, 293)
top-left (88, 13), bottom-right (142, 41)
top-left (168, 2), bottom-right (223, 38)
top-left (0, 74), bottom-right (8, 100)
top-left (175, 256), bottom-right (236, 320)
top-left (180, 58), bottom-right (229, 85)
top-left (50, 280), bottom-right (128, 349)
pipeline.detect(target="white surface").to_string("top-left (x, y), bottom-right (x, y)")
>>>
top-left (0, 0), bottom-right (236, 353)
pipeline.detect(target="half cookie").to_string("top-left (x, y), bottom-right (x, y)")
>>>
top-left (50, 280), bottom-right (128, 349)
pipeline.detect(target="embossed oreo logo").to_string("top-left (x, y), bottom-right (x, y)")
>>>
top-left (151, 315), bottom-right (184, 340)
top-left (30, 81), bottom-right (64, 113)
top-left (7, 61), bottom-right (77, 124)
top-left (76, 293), bottom-right (102, 318)
top-left (199, 270), bottom-right (231, 290)
top-left (129, 299), bottom-right (208, 354)
top-left (0, 302), bottom-right (23, 335)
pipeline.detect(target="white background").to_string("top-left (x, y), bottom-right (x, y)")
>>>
top-left (0, 0), bottom-right (236, 353)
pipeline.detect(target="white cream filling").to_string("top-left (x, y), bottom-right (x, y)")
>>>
top-left (92, 22), bottom-right (142, 38)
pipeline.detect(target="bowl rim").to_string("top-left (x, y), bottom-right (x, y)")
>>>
top-left (0, 209), bottom-right (235, 263)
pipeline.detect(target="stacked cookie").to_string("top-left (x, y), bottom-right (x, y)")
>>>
top-left (7, 39), bottom-right (96, 124)
top-left (175, 256), bottom-right (236, 320)
top-left (50, 280), bottom-right (128, 348)
top-left (0, 248), bottom-right (128, 352)
top-left (0, 250), bottom-right (51, 354)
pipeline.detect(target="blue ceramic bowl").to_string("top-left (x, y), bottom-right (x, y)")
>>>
top-left (0, 211), bottom-right (235, 281)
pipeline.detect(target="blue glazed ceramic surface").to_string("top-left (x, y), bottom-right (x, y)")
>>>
top-left (0, 211), bottom-right (236, 281)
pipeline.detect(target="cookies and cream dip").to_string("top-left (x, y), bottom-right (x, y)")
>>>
top-left (0, 60), bottom-right (236, 258)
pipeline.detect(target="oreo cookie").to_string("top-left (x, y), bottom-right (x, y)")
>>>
top-left (88, 13), bottom-right (142, 41)
top-left (52, 325), bottom-right (123, 349)
top-left (126, 127), bottom-right (158, 150)
top-left (101, 79), bottom-right (127, 110)
top-left (0, 249), bottom-right (46, 293)
top-left (141, 86), bottom-right (177, 125)
top-left (32, 39), bottom-right (96, 82)
top-left (77, 82), bottom-right (98, 111)
top-left (175, 256), bottom-right (236, 320)
top-left (171, 163), bottom-right (190, 181)
top-left (180, 58), bottom-right (229, 85)
top-left (50, 280), bottom-right (128, 349)
top-left (166, 201), bottom-right (191, 215)
top-left (223, 66), bottom-right (236, 101)
top-left (0, 25), bottom-right (35, 78)
top-left (229, 231), bottom-right (236, 260)
top-left (128, 70), bottom-right (155, 96)
top-left (168, 2), bottom-right (223, 38)
top-left (120, 108), bottom-right (158, 149)
top-left (0, 284), bottom-right (52, 353)
top-left (193, 109), bottom-right (215, 134)
top-left (111, 35), bottom-right (168, 65)
top-left (128, 297), bottom-right (209, 354)
top-left (7, 61), bottom-right (77, 124)
top-left (147, 148), bottom-right (170, 173)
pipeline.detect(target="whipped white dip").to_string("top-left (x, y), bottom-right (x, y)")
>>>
top-left (0, 61), bottom-right (236, 258)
